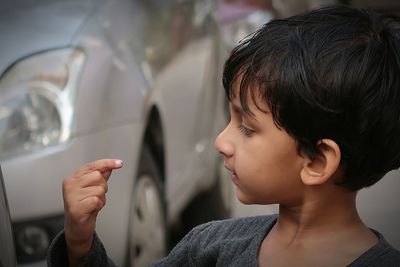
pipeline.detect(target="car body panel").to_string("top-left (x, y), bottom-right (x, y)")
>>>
top-left (70, 0), bottom-right (149, 135)
top-left (0, 0), bottom-right (100, 75)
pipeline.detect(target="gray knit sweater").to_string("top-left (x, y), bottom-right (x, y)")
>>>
top-left (47, 215), bottom-right (400, 266)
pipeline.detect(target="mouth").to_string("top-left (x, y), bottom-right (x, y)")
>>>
top-left (224, 165), bottom-right (234, 173)
top-left (224, 165), bottom-right (238, 182)
top-left (231, 172), bottom-right (238, 183)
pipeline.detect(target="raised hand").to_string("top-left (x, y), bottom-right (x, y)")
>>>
top-left (62, 159), bottom-right (123, 266)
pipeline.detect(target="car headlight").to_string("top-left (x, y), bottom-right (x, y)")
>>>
top-left (0, 48), bottom-right (85, 160)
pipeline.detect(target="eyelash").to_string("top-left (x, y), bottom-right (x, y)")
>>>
top-left (238, 124), bottom-right (254, 137)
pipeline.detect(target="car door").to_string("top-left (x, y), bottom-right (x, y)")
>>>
top-left (0, 166), bottom-right (16, 267)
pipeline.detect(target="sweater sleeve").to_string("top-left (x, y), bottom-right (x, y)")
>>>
top-left (47, 230), bottom-right (117, 267)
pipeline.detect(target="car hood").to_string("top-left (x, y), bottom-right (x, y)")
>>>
top-left (0, 0), bottom-right (101, 74)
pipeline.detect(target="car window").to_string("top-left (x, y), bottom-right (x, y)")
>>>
top-left (0, 166), bottom-right (16, 267)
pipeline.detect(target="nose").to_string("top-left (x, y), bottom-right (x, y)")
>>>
top-left (214, 124), bottom-right (234, 158)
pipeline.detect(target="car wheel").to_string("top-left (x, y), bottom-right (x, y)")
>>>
top-left (128, 146), bottom-right (167, 267)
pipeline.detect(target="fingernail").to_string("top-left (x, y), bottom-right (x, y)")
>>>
top-left (116, 160), bottom-right (123, 167)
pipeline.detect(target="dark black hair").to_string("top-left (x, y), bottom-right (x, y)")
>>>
top-left (222, 6), bottom-right (400, 191)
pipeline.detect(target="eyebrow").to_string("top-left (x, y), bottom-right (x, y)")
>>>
top-left (231, 103), bottom-right (244, 115)
top-left (230, 103), bottom-right (259, 122)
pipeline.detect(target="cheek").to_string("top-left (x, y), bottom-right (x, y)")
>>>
top-left (267, 134), bottom-right (301, 163)
top-left (237, 136), bottom-right (302, 178)
top-left (234, 143), bottom-right (271, 178)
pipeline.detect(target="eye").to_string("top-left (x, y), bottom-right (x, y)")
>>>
top-left (238, 124), bottom-right (254, 137)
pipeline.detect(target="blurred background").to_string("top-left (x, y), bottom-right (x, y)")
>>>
top-left (0, 0), bottom-right (399, 266)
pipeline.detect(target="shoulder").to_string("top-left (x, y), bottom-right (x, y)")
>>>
top-left (351, 230), bottom-right (400, 267)
top-left (372, 242), bottom-right (400, 266)
top-left (368, 245), bottom-right (400, 267)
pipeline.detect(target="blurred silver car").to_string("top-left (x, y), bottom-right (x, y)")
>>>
top-left (0, 165), bottom-right (17, 267)
top-left (0, 0), bottom-right (234, 266)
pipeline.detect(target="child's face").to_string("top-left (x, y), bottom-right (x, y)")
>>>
top-left (214, 93), bottom-right (305, 205)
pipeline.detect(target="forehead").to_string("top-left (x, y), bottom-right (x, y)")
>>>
top-left (229, 76), bottom-right (269, 115)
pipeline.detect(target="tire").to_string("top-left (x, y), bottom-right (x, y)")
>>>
top-left (128, 145), bottom-right (167, 267)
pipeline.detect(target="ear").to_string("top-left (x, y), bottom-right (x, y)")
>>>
top-left (300, 139), bottom-right (341, 186)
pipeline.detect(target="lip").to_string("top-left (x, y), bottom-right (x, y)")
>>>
top-left (224, 165), bottom-right (238, 183)
top-left (224, 165), bottom-right (234, 175)
top-left (231, 172), bottom-right (238, 183)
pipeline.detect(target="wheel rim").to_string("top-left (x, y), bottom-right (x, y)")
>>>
top-left (130, 175), bottom-right (166, 267)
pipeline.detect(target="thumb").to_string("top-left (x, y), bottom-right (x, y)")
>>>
top-left (102, 169), bottom-right (113, 181)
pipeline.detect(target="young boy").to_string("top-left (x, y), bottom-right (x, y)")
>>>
top-left (48, 5), bottom-right (400, 267)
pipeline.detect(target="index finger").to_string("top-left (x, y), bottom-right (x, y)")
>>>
top-left (78, 159), bottom-right (123, 175)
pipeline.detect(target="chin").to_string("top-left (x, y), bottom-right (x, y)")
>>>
top-left (236, 190), bottom-right (257, 205)
top-left (236, 189), bottom-right (276, 206)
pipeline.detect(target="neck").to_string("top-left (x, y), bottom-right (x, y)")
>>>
top-left (258, 187), bottom-right (378, 267)
top-left (273, 187), bottom-right (370, 246)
